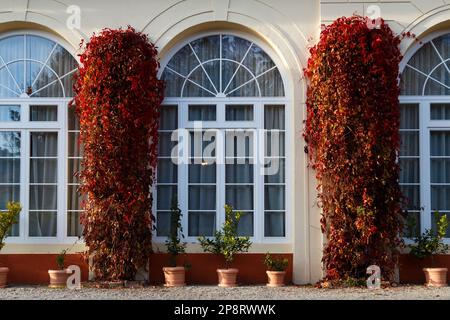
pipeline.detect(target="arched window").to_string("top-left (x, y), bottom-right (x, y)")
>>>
top-left (0, 33), bottom-right (81, 242)
top-left (400, 32), bottom-right (450, 239)
top-left (0, 34), bottom-right (77, 98)
top-left (156, 34), bottom-right (288, 242)
top-left (161, 34), bottom-right (285, 98)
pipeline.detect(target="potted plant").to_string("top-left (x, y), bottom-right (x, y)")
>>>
top-left (163, 196), bottom-right (188, 287)
top-left (409, 211), bottom-right (449, 287)
top-left (0, 202), bottom-right (21, 288)
top-left (48, 249), bottom-right (70, 288)
top-left (198, 205), bottom-right (252, 287)
top-left (264, 253), bottom-right (289, 287)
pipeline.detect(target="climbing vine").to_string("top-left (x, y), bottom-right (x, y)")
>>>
top-left (304, 16), bottom-right (404, 282)
top-left (72, 27), bottom-right (164, 280)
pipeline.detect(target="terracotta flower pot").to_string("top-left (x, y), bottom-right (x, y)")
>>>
top-left (48, 269), bottom-right (70, 288)
top-left (423, 268), bottom-right (448, 287)
top-left (163, 267), bottom-right (186, 287)
top-left (0, 267), bottom-right (9, 288)
top-left (266, 270), bottom-right (286, 287)
top-left (217, 268), bottom-right (239, 287)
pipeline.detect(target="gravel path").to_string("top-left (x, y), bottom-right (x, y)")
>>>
top-left (0, 285), bottom-right (449, 300)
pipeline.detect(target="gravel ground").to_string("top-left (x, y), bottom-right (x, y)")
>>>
top-left (0, 285), bottom-right (449, 300)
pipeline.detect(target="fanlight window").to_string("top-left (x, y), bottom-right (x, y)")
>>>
top-left (161, 35), bottom-right (285, 97)
top-left (401, 33), bottom-right (450, 96)
top-left (0, 35), bottom-right (78, 98)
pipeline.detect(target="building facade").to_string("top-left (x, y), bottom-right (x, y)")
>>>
top-left (0, 0), bottom-right (449, 284)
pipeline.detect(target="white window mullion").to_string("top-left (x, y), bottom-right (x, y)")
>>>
top-left (23, 129), bottom-right (30, 240)
top-left (217, 127), bottom-right (225, 232)
top-left (420, 101), bottom-right (431, 232)
top-left (255, 102), bottom-right (264, 242)
top-left (58, 101), bottom-right (66, 240)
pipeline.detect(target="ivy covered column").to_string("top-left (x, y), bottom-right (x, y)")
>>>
top-left (304, 16), bottom-right (404, 283)
top-left (73, 27), bottom-right (164, 281)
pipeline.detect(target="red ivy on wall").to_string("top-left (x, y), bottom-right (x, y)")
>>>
top-left (72, 27), bottom-right (164, 280)
top-left (304, 16), bottom-right (404, 281)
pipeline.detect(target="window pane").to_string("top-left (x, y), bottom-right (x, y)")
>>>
top-left (431, 186), bottom-right (450, 210)
top-left (431, 104), bottom-right (450, 120)
top-left (401, 185), bottom-right (420, 210)
top-left (188, 105), bottom-right (216, 121)
top-left (156, 186), bottom-right (177, 210)
top-left (30, 132), bottom-right (57, 157)
top-left (400, 132), bottom-right (419, 156)
top-left (222, 35), bottom-right (252, 62)
top-left (0, 159), bottom-right (20, 183)
top-left (67, 211), bottom-right (83, 237)
top-left (68, 132), bottom-right (82, 157)
top-left (0, 105), bottom-right (20, 121)
top-left (158, 132), bottom-right (177, 157)
top-left (67, 185), bottom-right (84, 211)
top-left (258, 68), bottom-right (285, 97)
top-left (226, 186), bottom-right (254, 211)
top-left (400, 104), bottom-right (419, 129)
top-left (265, 105), bottom-right (285, 130)
top-left (29, 212), bottom-right (57, 237)
top-left (431, 159), bottom-right (450, 183)
top-left (403, 211), bottom-right (420, 238)
top-left (225, 130), bottom-right (253, 158)
top-left (399, 158), bottom-right (419, 183)
top-left (157, 159), bottom-right (177, 183)
top-left (237, 212), bottom-right (253, 237)
top-left (0, 132), bottom-right (20, 157)
top-left (226, 163), bottom-right (253, 183)
top-left (264, 159), bottom-right (285, 183)
top-left (7, 220), bottom-right (19, 237)
top-left (189, 163), bottom-right (216, 183)
top-left (190, 35), bottom-right (220, 62)
top-left (243, 45), bottom-right (275, 76)
top-left (265, 185), bottom-right (285, 210)
top-left (68, 159), bottom-right (81, 184)
top-left (265, 212), bottom-right (285, 237)
top-left (265, 132), bottom-right (285, 157)
top-left (68, 106), bottom-right (80, 130)
top-left (30, 105), bottom-right (57, 121)
top-left (0, 185), bottom-right (20, 209)
top-left (159, 105), bottom-right (178, 130)
top-left (30, 159), bottom-right (57, 183)
top-left (156, 212), bottom-right (171, 237)
top-left (188, 212), bottom-right (216, 236)
top-left (190, 131), bottom-right (216, 158)
top-left (29, 185), bottom-right (57, 210)
top-left (431, 131), bottom-right (450, 156)
top-left (226, 105), bottom-right (253, 121)
top-left (189, 186), bottom-right (216, 210)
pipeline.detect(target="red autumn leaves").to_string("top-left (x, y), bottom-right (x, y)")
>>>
top-left (72, 27), bottom-right (164, 280)
top-left (304, 16), bottom-right (404, 281)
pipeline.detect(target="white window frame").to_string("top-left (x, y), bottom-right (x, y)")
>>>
top-left (400, 96), bottom-right (450, 244)
top-left (0, 98), bottom-right (80, 244)
top-left (154, 31), bottom-right (292, 245)
top-left (0, 30), bottom-right (79, 244)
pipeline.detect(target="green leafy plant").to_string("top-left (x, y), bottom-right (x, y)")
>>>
top-left (198, 205), bottom-right (252, 269)
top-left (165, 196), bottom-right (187, 267)
top-left (263, 253), bottom-right (288, 272)
top-left (56, 249), bottom-right (68, 270)
top-left (0, 202), bottom-right (21, 252)
top-left (409, 211), bottom-right (449, 264)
